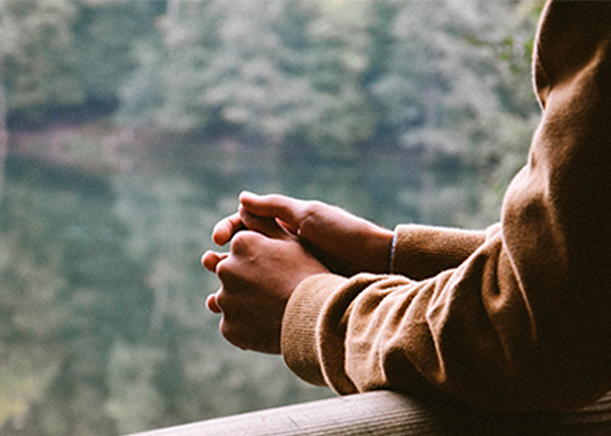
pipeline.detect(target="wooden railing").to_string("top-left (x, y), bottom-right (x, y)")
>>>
top-left (125, 390), bottom-right (611, 436)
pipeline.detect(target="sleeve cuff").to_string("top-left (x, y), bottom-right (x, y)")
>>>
top-left (281, 273), bottom-right (349, 387)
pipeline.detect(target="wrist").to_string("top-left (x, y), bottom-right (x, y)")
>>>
top-left (363, 226), bottom-right (394, 273)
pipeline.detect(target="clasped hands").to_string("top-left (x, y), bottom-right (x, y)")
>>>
top-left (202, 192), bottom-right (393, 354)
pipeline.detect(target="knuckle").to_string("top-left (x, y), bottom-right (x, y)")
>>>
top-left (266, 193), bottom-right (283, 203)
top-left (215, 259), bottom-right (241, 286)
top-left (306, 200), bottom-right (326, 217)
top-left (214, 288), bottom-right (228, 308)
top-left (230, 230), bottom-right (259, 253)
top-left (232, 231), bottom-right (250, 245)
top-left (230, 231), bottom-right (245, 249)
top-left (230, 233), bottom-right (248, 253)
top-left (301, 201), bottom-right (324, 229)
top-left (215, 259), bottom-right (230, 280)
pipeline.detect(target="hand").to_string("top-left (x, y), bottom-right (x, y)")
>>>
top-left (212, 191), bottom-right (394, 276)
top-left (202, 213), bottom-right (329, 353)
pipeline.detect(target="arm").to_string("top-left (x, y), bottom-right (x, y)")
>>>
top-left (281, 1), bottom-right (611, 412)
top-left (211, 192), bottom-right (487, 278)
top-left (212, 193), bottom-right (394, 275)
top-left (391, 224), bottom-right (489, 280)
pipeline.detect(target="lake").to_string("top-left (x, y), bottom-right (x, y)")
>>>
top-left (0, 126), bottom-right (495, 435)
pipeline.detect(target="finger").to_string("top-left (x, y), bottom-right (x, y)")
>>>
top-left (239, 205), bottom-right (291, 240)
top-left (201, 250), bottom-right (228, 273)
top-left (212, 213), bottom-right (245, 246)
top-left (206, 292), bottom-right (222, 313)
top-left (239, 191), bottom-right (302, 235)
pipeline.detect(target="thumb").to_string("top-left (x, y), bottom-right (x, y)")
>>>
top-left (239, 191), bottom-right (302, 235)
top-left (239, 205), bottom-right (292, 241)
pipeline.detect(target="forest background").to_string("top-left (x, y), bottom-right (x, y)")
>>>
top-left (0, 0), bottom-right (544, 435)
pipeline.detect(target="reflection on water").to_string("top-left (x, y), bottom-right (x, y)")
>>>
top-left (0, 139), bottom-right (486, 435)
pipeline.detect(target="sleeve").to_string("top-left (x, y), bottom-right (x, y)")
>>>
top-left (390, 224), bottom-right (490, 280)
top-left (281, 0), bottom-right (611, 413)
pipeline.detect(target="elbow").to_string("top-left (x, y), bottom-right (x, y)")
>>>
top-left (466, 353), bottom-right (611, 412)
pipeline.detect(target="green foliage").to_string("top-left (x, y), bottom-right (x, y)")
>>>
top-left (105, 341), bottom-right (166, 434)
top-left (371, 0), bottom-right (540, 225)
top-left (0, 0), bottom-right (160, 126)
top-left (151, 0), bottom-right (224, 132)
top-left (0, 1), bottom-right (549, 434)
top-left (0, 160), bottom-right (155, 435)
top-left (71, 0), bottom-right (160, 100)
top-left (1, 0), bottom-right (540, 165)
top-left (291, 0), bottom-right (378, 157)
top-left (115, 0), bottom-right (540, 170)
top-left (120, 0), bottom-right (381, 158)
top-left (198, 0), bottom-right (310, 139)
top-left (0, 0), bottom-right (81, 110)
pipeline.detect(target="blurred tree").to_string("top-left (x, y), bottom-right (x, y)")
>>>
top-left (115, 38), bottom-right (164, 129)
top-left (104, 341), bottom-right (166, 434)
top-left (72, 0), bottom-right (162, 103)
top-left (0, 0), bottom-right (81, 125)
top-left (202, 0), bottom-right (314, 146)
top-left (291, 0), bottom-right (378, 158)
top-left (0, 1), bottom-right (8, 193)
top-left (0, 159), bottom-right (155, 435)
top-left (0, 180), bottom-right (68, 431)
top-left (149, 0), bottom-right (224, 132)
top-left (123, 0), bottom-right (381, 158)
top-left (0, 0), bottom-right (161, 128)
top-left (371, 0), bottom-right (542, 226)
top-left (0, 85), bottom-right (7, 196)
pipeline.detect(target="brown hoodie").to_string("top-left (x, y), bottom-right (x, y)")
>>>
top-left (281, 1), bottom-right (611, 412)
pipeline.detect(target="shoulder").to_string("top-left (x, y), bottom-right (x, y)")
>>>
top-left (532, 0), bottom-right (611, 108)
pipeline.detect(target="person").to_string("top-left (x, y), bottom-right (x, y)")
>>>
top-left (202, 0), bottom-right (611, 412)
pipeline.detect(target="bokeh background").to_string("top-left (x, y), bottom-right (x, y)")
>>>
top-left (0, 0), bottom-right (544, 434)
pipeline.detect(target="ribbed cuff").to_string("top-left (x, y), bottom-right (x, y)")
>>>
top-left (281, 273), bottom-right (349, 386)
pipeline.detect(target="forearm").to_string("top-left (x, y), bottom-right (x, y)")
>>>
top-left (281, 0), bottom-right (611, 412)
top-left (391, 224), bottom-right (490, 280)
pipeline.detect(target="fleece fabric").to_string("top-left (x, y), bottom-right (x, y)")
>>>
top-left (281, 0), bottom-right (611, 412)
